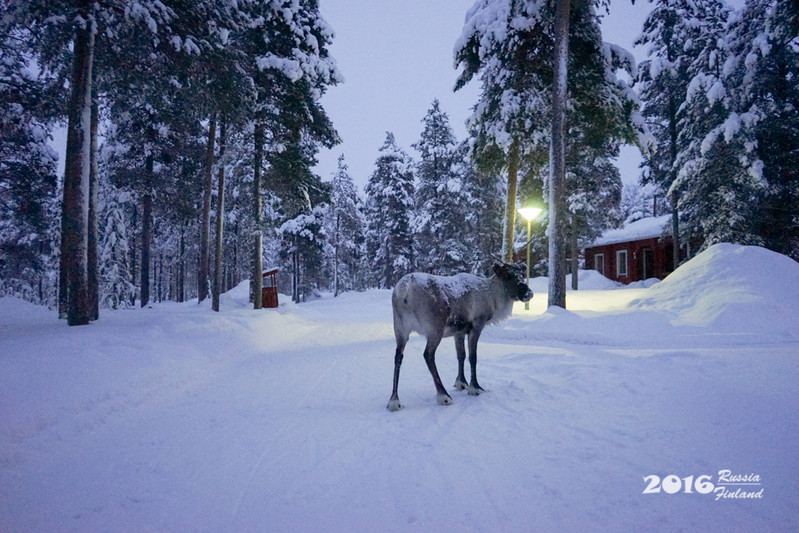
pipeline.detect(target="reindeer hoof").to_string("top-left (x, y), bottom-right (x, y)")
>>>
top-left (454, 378), bottom-right (468, 391)
top-left (437, 393), bottom-right (453, 406)
top-left (468, 385), bottom-right (485, 396)
top-left (387, 398), bottom-right (402, 411)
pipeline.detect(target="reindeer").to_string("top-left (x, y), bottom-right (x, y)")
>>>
top-left (387, 262), bottom-right (533, 411)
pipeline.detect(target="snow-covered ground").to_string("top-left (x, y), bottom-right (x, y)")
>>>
top-left (2, 243), bottom-right (797, 532)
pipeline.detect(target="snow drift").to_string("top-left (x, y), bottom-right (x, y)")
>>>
top-left (629, 243), bottom-right (799, 338)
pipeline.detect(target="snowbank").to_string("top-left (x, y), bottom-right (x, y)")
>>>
top-left (629, 243), bottom-right (799, 338)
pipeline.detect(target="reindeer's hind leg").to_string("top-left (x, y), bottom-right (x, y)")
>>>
top-left (467, 327), bottom-right (486, 395)
top-left (423, 334), bottom-right (452, 406)
top-left (387, 333), bottom-right (407, 411)
top-left (453, 333), bottom-right (468, 391)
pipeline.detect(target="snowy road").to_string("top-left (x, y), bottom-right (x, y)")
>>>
top-left (2, 244), bottom-right (798, 532)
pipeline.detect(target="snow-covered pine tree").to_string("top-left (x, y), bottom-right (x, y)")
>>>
top-left (455, 0), bottom-right (646, 306)
top-left (455, 0), bottom-right (550, 264)
top-left (672, 0), bottom-right (765, 249)
top-left (565, 147), bottom-right (624, 276)
top-left (3, 0), bottom-right (176, 323)
top-left (636, 0), bottom-right (731, 266)
top-left (412, 100), bottom-right (469, 275)
top-left (458, 141), bottom-right (505, 275)
top-left (236, 0), bottom-right (342, 308)
top-left (328, 155), bottom-right (366, 295)
top-left (98, 182), bottom-right (135, 310)
top-left (0, 25), bottom-right (59, 304)
top-left (620, 182), bottom-right (666, 224)
top-left (720, 0), bottom-right (799, 259)
top-left (278, 204), bottom-right (329, 303)
top-left (364, 133), bottom-right (415, 289)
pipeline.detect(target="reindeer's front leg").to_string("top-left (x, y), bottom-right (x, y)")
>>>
top-left (467, 326), bottom-right (485, 395)
top-left (453, 333), bottom-right (468, 391)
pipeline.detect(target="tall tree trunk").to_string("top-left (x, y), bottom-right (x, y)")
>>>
top-left (334, 212), bottom-right (340, 297)
top-left (59, 190), bottom-right (68, 319)
top-left (570, 218), bottom-right (579, 291)
top-left (61, 14), bottom-right (95, 326)
top-left (252, 122), bottom-right (264, 309)
top-left (198, 115), bottom-right (217, 303)
top-left (502, 139), bottom-right (520, 263)
top-left (129, 205), bottom-right (137, 306)
top-left (140, 126), bottom-right (155, 307)
top-left (548, 0), bottom-right (570, 309)
top-left (88, 89), bottom-right (99, 320)
top-left (667, 51), bottom-right (681, 271)
top-left (212, 118), bottom-right (227, 312)
top-left (671, 189), bottom-right (680, 269)
top-left (293, 235), bottom-right (300, 303)
top-left (178, 226), bottom-right (185, 302)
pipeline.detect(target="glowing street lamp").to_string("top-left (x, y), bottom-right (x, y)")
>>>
top-left (518, 206), bottom-right (543, 310)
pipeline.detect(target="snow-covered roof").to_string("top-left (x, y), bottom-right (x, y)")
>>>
top-left (591, 214), bottom-right (672, 247)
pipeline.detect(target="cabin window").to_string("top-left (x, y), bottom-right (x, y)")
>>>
top-left (616, 249), bottom-right (628, 277)
top-left (594, 253), bottom-right (605, 276)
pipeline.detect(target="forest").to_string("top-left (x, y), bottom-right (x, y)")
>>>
top-left (1, 0), bottom-right (797, 324)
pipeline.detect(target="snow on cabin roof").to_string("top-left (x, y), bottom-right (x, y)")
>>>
top-left (591, 214), bottom-right (672, 247)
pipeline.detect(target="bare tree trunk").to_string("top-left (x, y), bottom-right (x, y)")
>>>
top-left (88, 89), bottom-right (99, 320)
top-left (58, 212), bottom-right (68, 319)
top-left (570, 218), bottom-right (579, 291)
top-left (292, 235), bottom-right (299, 303)
top-left (252, 122), bottom-right (264, 309)
top-left (61, 13), bottom-right (95, 326)
top-left (140, 126), bottom-right (155, 307)
top-left (198, 115), bottom-right (217, 303)
top-left (667, 63), bottom-right (681, 271)
top-left (548, 0), bottom-right (570, 309)
top-left (212, 118), bottom-right (227, 312)
top-left (502, 139), bottom-right (520, 263)
top-left (178, 226), bottom-right (185, 302)
top-left (129, 205), bottom-right (137, 306)
top-left (334, 212), bottom-right (340, 297)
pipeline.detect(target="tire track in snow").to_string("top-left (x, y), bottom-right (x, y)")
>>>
top-left (231, 344), bottom-right (343, 519)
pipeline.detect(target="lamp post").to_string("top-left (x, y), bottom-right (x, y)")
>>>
top-left (518, 206), bottom-right (543, 310)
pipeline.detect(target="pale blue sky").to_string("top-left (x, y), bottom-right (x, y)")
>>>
top-left (314, 0), bottom-right (655, 189)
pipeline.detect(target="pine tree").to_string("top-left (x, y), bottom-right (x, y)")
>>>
top-left (636, 0), bottom-right (731, 266)
top-left (364, 133), bottom-right (415, 288)
top-left (0, 25), bottom-right (59, 302)
top-left (621, 182), bottom-right (666, 223)
top-left (98, 182), bottom-right (135, 309)
top-left (328, 155), bottom-right (366, 295)
top-left (237, 0), bottom-right (342, 308)
top-left (671, 0), bottom-right (765, 249)
top-left (455, 0), bottom-right (645, 307)
top-left (721, 0), bottom-right (799, 258)
top-left (459, 142), bottom-right (505, 274)
top-left (3, 0), bottom-right (176, 323)
top-left (279, 205), bottom-right (329, 302)
top-left (412, 100), bottom-right (469, 275)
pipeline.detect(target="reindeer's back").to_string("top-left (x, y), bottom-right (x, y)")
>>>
top-left (392, 272), bottom-right (487, 338)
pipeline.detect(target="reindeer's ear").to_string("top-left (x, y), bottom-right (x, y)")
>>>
top-left (492, 263), bottom-right (502, 275)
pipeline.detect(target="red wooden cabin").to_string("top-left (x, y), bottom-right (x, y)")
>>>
top-left (584, 215), bottom-right (680, 284)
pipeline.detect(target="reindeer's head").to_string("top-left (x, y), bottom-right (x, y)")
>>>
top-left (493, 262), bottom-right (533, 302)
